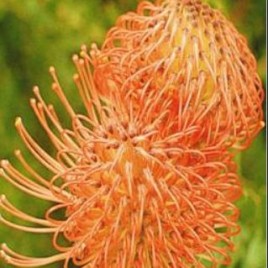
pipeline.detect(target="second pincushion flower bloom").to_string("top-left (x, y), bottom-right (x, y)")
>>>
top-left (92, 0), bottom-right (264, 150)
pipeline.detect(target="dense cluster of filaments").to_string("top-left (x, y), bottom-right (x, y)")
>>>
top-left (92, 0), bottom-right (264, 150)
top-left (0, 0), bottom-right (264, 268)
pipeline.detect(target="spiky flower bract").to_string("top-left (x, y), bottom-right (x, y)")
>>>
top-left (92, 0), bottom-right (264, 150)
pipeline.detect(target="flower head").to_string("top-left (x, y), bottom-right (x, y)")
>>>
top-left (0, 0), bottom-right (264, 267)
top-left (0, 48), bottom-right (242, 268)
top-left (92, 0), bottom-right (264, 150)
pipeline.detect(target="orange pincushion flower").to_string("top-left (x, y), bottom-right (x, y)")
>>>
top-left (91, 0), bottom-right (264, 150)
top-left (0, 0), bottom-right (264, 267)
top-left (0, 52), bottom-right (242, 267)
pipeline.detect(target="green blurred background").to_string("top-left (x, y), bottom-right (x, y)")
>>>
top-left (0, 0), bottom-right (266, 267)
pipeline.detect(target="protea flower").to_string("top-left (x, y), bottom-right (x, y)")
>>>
top-left (0, 0), bottom-right (263, 268)
top-left (1, 55), bottom-right (241, 267)
top-left (91, 0), bottom-right (264, 150)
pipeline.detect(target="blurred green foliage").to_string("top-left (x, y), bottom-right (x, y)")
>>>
top-left (0, 0), bottom-right (266, 267)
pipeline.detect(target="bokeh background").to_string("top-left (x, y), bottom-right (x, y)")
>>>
top-left (0, 0), bottom-right (266, 267)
